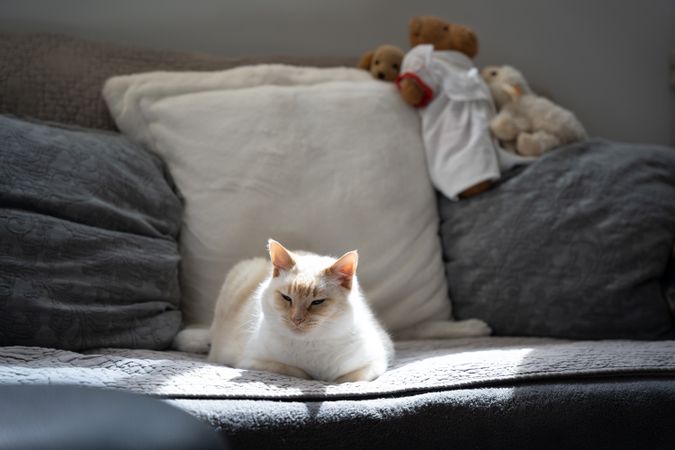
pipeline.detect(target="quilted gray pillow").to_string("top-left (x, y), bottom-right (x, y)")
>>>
top-left (0, 115), bottom-right (182, 350)
top-left (439, 139), bottom-right (675, 339)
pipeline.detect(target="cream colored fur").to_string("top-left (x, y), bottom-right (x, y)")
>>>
top-left (175, 241), bottom-right (394, 382)
top-left (482, 65), bottom-right (587, 156)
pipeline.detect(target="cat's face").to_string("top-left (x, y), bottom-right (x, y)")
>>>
top-left (269, 274), bottom-right (349, 335)
top-left (263, 240), bottom-right (357, 336)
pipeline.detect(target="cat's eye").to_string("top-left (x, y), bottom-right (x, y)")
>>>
top-left (280, 293), bottom-right (292, 303)
top-left (311, 299), bottom-right (326, 306)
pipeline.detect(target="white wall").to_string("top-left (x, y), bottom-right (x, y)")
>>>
top-left (2, 0), bottom-right (674, 145)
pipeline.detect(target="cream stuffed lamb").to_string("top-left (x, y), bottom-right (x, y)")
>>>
top-left (481, 65), bottom-right (587, 156)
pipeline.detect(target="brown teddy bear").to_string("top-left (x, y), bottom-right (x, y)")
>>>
top-left (357, 45), bottom-right (405, 82)
top-left (397, 17), bottom-right (478, 106)
top-left (395, 16), bottom-right (526, 199)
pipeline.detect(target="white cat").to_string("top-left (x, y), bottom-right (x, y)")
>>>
top-left (174, 240), bottom-right (394, 383)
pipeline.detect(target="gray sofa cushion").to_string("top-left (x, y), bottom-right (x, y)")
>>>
top-left (170, 380), bottom-right (675, 449)
top-left (0, 115), bottom-right (182, 350)
top-left (664, 245), bottom-right (675, 314)
top-left (2, 339), bottom-right (674, 449)
top-left (0, 32), bottom-right (355, 131)
top-left (2, 338), bottom-right (674, 398)
top-left (2, 338), bottom-right (674, 448)
top-left (439, 139), bottom-right (675, 339)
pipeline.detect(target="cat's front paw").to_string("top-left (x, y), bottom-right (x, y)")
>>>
top-left (334, 362), bottom-right (386, 383)
top-left (334, 371), bottom-right (366, 383)
top-left (241, 358), bottom-right (312, 380)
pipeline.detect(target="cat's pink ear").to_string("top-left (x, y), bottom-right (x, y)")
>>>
top-left (268, 239), bottom-right (295, 277)
top-left (328, 251), bottom-right (358, 290)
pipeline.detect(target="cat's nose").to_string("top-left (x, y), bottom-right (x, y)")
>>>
top-left (291, 316), bottom-right (305, 326)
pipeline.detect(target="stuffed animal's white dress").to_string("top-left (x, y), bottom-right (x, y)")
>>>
top-left (398, 44), bottom-right (526, 200)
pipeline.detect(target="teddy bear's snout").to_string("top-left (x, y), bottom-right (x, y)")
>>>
top-left (377, 72), bottom-right (386, 80)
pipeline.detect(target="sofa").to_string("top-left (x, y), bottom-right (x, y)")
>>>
top-left (1, 32), bottom-right (675, 450)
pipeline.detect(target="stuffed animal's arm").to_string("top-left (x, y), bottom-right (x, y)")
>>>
top-left (397, 77), bottom-right (425, 106)
top-left (396, 73), bottom-right (434, 107)
top-left (489, 110), bottom-right (531, 142)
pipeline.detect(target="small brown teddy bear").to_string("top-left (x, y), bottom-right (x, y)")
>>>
top-left (395, 16), bottom-right (523, 200)
top-left (481, 65), bottom-right (587, 156)
top-left (357, 45), bottom-right (405, 81)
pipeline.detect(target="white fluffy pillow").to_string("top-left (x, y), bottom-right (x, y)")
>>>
top-left (103, 65), bottom-right (453, 334)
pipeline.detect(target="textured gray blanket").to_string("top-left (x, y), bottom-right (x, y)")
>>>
top-left (2, 337), bottom-right (674, 400)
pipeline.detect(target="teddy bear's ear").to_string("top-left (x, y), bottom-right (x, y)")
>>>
top-left (503, 83), bottom-right (524, 102)
top-left (357, 51), bottom-right (374, 70)
top-left (450, 25), bottom-right (479, 59)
